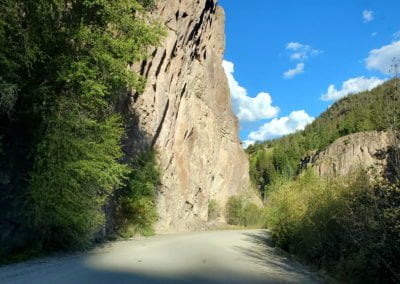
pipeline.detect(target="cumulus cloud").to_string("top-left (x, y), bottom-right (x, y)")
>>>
top-left (286, 42), bottom-right (322, 61)
top-left (321, 76), bottom-right (386, 101)
top-left (394, 31), bottom-right (400, 39)
top-left (283, 63), bottom-right (304, 79)
top-left (222, 60), bottom-right (279, 122)
top-left (363, 10), bottom-right (374, 23)
top-left (365, 41), bottom-right (400, 75)
top-left (247, 110), bottom-right (314, 142)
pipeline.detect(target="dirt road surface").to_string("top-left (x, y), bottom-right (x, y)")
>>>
top-left (0, 230), bottom-right (321, 283)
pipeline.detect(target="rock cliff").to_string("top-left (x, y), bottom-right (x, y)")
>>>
top-left (125, 0), bottom-right (257, 233)
top-left (302, 131), bottom-right (399, 179)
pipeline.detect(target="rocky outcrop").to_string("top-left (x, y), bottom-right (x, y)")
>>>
top-left (125, 0), bottom-right (258, 233)
top-left (302, 131), bottom-right (399, 179)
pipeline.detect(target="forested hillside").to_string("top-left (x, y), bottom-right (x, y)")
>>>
top-left (0, 0), bottom-right (163, 262)
top-left (247, 79), bottom-right (400, 194)
top-left (249, 79), bottom-right (400, 282)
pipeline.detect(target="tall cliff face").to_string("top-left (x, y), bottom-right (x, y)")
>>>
top-left (125, 0), bottom-right (256, 233)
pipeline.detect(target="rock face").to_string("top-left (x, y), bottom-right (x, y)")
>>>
top-left (125, 0), bottom-right (257, 233)
top-left (303, 131), bottom-right (398, 178)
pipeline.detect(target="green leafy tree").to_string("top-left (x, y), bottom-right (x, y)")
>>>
top-left (30, 110), bottom-right (129, 249)
top-left (0, 0), bottom-right (163, 253)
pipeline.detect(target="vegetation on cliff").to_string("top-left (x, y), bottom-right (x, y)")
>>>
top-left (0, 0), bottom-right (163, 261)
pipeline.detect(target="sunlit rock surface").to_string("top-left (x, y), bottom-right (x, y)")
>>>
top-left (126, 0), bottom-right (259, 233)
top-left (303, 131), bottom-right (398, 179)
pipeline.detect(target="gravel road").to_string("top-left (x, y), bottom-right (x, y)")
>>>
top-left (0, 230), bottom-right (321, 284)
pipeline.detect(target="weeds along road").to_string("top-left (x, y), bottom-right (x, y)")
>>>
top-left (0, 230), bottom-right (321, 284)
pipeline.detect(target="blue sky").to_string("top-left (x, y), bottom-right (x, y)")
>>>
top-left (218, 0), bottom-right (400, 147)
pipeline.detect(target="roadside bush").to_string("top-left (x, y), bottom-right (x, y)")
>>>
top-left (114, 151), bottom-right (159, 237)
top-left (226, 196), bottom-right (265, 227)
top-left (265, 170), bottom-right (400, 283)
top-left (226, 196), bottom-right (244, 225)
top-left (243, 203), bottom-right (265, 227)
top-left (208, 199), bottom-right (220, 221)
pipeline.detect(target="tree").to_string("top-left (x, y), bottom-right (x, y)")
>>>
top-left (0, 0), bottom-right (163, 253)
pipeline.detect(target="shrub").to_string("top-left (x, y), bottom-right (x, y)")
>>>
top-left (226, 196), bottom-right (265, 227)
top-left (265, 170), bottom-right (400, 282)
top-left (226, 196), bottom-right (244, 225)
top-left (208, 199), bottom-right (220, 221)
top-left (243, 203), bottom-right (265, 227)
top-left (114, 151), bottom-right (159, 237)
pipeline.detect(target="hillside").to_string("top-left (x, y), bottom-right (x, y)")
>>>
top-left (247, 79), bottom-right (400, 193)
top-left (252, 79), bottom-right (400, 282)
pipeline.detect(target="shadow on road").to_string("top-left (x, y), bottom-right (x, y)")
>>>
top-left (78, 266), bottom-right (301, 284)
top-left (233, 230), bottom-right (321, 283)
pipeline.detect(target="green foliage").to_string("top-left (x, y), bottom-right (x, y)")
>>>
top-left (226, 196), bottom-right (244, 225)
top-left (208, 199), bottom-right (220, 221)
top-left (0, 84), bottom-right (18, 115)
top-left (247, 80), bottom-right (400, 193)
top-left (30, 109), bottom-right (128, 250)
top-left (226, 196), bottom-right (265, 227)
top-left (0, 1), bottom-right (31, 107)
top-left (249, 148), bottom-right (276, 194)
top-left (114, 151), bottom-right (160, 237)
top-left (0, 0), bottom-right (163, 256)
top-left (266, 171), bottom-right (400, 283)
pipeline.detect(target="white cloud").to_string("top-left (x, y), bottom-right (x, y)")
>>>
top-left (321, 76), bottom-right (386, 101)
top-left (372, 32), bottom-right (378, 37)
top-left (242, 140), bottom-right (255, 149)
top-left (363, 10), bottom-right (374, 23)
top-left (283, 63), bottom-right (304, 79)
top-left (286, 42), bottom-right (303, 50)
top-left (222, 60), bottom-right (279, 122)
top-left (394, 31), bottom-right (400, 39)
top-left (286, 42), bottom-right (322, 61)
top-left (247, 110), bottom-right (314, 142)
top-left (365, 41), bottom-right (400, 75)
top-left (283, 42), bottom-right (321, 79)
